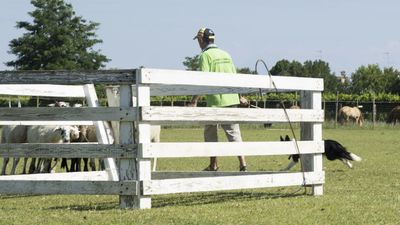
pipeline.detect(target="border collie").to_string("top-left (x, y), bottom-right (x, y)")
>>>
top-left (280, 135), bottom-right (362, 170)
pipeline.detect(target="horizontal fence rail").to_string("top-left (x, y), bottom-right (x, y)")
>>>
top-left (0, 84), bottom-right (87, 97)
top-left (0, 143), bottom-right (136, 158)
top-left (140, 141), bottom-right (324, 158)
top-left (143, 171), bottom-right (325, 195)
top-left (138, 68), bottom-right (323, 96)
top-left (141, 106), bottom-right (324, 124)
top-left (0, 180), bottom-right (137, 195)
top-left (0, 171), bottom-right (110, 181)
top-left (0, 107), bottom-right (136, 122)
top-left (0, 121), bottom-right (95, 126)
top-left (0, 70), bottom-right (136, 85)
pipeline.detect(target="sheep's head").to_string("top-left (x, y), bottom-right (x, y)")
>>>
top-left (56, 101), bottom-right (69, 107)
top-left (48, 101), bottom-right (70, 107)
top-left (70, 126), bottom-right (80, 140)
top-left (58, 126), bottom-right (80, 143)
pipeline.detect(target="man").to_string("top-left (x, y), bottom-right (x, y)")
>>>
top-left (189, 27), bottom-right (247, 172)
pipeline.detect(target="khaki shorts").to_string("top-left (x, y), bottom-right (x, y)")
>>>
top-left (204, 124), bottom-right (242, 142)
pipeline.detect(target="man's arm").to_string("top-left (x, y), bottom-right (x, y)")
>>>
top-left (187, 95), bottom-right (201, 107)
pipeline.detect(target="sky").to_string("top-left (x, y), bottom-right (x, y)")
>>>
top-left (1, 0), bottom-right (400, 75)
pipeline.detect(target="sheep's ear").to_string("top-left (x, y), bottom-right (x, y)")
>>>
top-left (280, 136), bottom-right (284, 141)
top-left (285, 135), bottom-right (290, 141)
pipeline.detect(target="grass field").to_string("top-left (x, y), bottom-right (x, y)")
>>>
top-left (0, 124), bottom-right (399, 225)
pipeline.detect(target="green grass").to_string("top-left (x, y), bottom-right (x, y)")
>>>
top-left (0, 125), bottom-right (399, 225)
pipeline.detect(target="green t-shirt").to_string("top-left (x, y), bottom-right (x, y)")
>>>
top-left (199, 46), bottom-right (240, 107)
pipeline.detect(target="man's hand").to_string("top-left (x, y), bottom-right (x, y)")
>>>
top-left (239, 96), bottom-right (249, 107)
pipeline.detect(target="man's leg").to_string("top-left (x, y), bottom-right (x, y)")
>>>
top-left (204, 124), bottom-right (218, 170)
top-left (221, 124), bottom-right (247, 171)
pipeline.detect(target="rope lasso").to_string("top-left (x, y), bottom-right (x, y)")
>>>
top-left (254, 59), bottom-right (308, 194)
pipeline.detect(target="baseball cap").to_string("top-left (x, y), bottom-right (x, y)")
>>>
top-left (193, 28), bottom-right (215, 40)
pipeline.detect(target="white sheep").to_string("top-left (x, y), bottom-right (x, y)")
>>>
top-left (1, 125), bottom-right (28, 175)
top-left (27, 125), bottom-right (80, 173)
top-left (66, 125), bottom-right (98, 172)
top-left (1, 101), bottom-right (80, 175)
top-left (62, 103), bottom-right (98, 172)
top-left (67, 124), bottom-right (161, 172)
top-left (150, 125), bottom-right (161, 143)
top-left (150, 125), bottom-right (161, 171)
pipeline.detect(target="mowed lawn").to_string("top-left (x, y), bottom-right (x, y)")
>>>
top-left (0, 125), bottom-right (399, 225)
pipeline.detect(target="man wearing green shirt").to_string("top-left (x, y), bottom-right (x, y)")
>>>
top-left (189, 27), bottom-right (247, 172)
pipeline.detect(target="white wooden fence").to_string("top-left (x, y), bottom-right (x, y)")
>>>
top-left (0, 68), bottom-right (324, 209)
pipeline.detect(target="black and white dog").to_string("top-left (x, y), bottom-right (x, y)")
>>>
top-left (280, 135), bottom-right (362, 170)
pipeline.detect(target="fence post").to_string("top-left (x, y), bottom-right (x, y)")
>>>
top-left (135, 70), bottom-right (152, 209)
top-left (372, 94), bottom-right (376, 128)
top-left (335, 91), bottom-right (339, 128)
top-left (118, 85), bottom-right (136, 208)
top-left (300, 90), bottom-right (323, 195)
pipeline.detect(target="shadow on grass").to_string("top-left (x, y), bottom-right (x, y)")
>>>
top-left (0, 194), bottom-right (43, 199)
top-left (47, 201), bottom-right (118, 211)
top-left (40, 188), bottom-right (309, 211)
top-left (152, 188), bottom-right (308, 208)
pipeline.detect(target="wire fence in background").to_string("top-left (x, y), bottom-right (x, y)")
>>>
top-left (2, 96), bottom-right (399, 124)
top-left (151, 99), bottom-right (399, 124)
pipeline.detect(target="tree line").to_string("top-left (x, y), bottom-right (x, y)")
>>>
top-left (183, 56), bottom-right (400, 96)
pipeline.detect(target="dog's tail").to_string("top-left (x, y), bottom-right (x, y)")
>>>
top-left (349, 153), bottom-right (362, 162)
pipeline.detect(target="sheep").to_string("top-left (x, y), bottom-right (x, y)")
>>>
top-left (110, 122), bottom-right (161, 171)
top-left (150, 125), bottom-right (161, 171)
top-left (61, 103), bottom-right (98, 172)
top-left (64, 125), bottom-right (98, 172)
top-left (1, 125), bottom-right (28, 175)
top-left (78, 125), bottom-right (98, 171)
top-left (0, 125), bottom-right (80, 175)
top-left (27, 125), bottom-right (80, 173)
top-left (1, 101), bottom-right (80, 175)
top-left (150, 125), bottom-right (161, 143)
top-left (47, 101), bottom-right (70, 108)
top-left (64, 124), bottom-right (161, 172)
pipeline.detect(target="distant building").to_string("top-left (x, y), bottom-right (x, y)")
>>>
top-left (337, 71), bottom-right (349, 84)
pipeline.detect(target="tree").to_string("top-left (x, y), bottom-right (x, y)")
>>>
top-left (350, 65), bottom-right (400, 94)
top-left (270, 59), bottom-right (339, 92)
top-left (182, 55), bottom-right (200, 71)
top-left (236, 67), bottom-right (256, 74)
top-left (6, 0), bottom-right (109, 70)
top-left (382, 67), bottom-right (400, 94)
top-left (269, 59), bottom-right (304, 77)
top-left (303, 60), bottom-right (338, 92)
top-left (351, 64), bottom-right (385, 93)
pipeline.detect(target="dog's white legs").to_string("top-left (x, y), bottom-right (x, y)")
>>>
top-left (281, 160), bottom-right (298, 171)
top-left (341, 159), bottom-right (353, 168)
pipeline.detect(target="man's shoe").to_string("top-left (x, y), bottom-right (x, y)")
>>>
top-left (239, 166), bottom-right (247, 172)
top-left (203, 165), bottom-right (219, 171)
